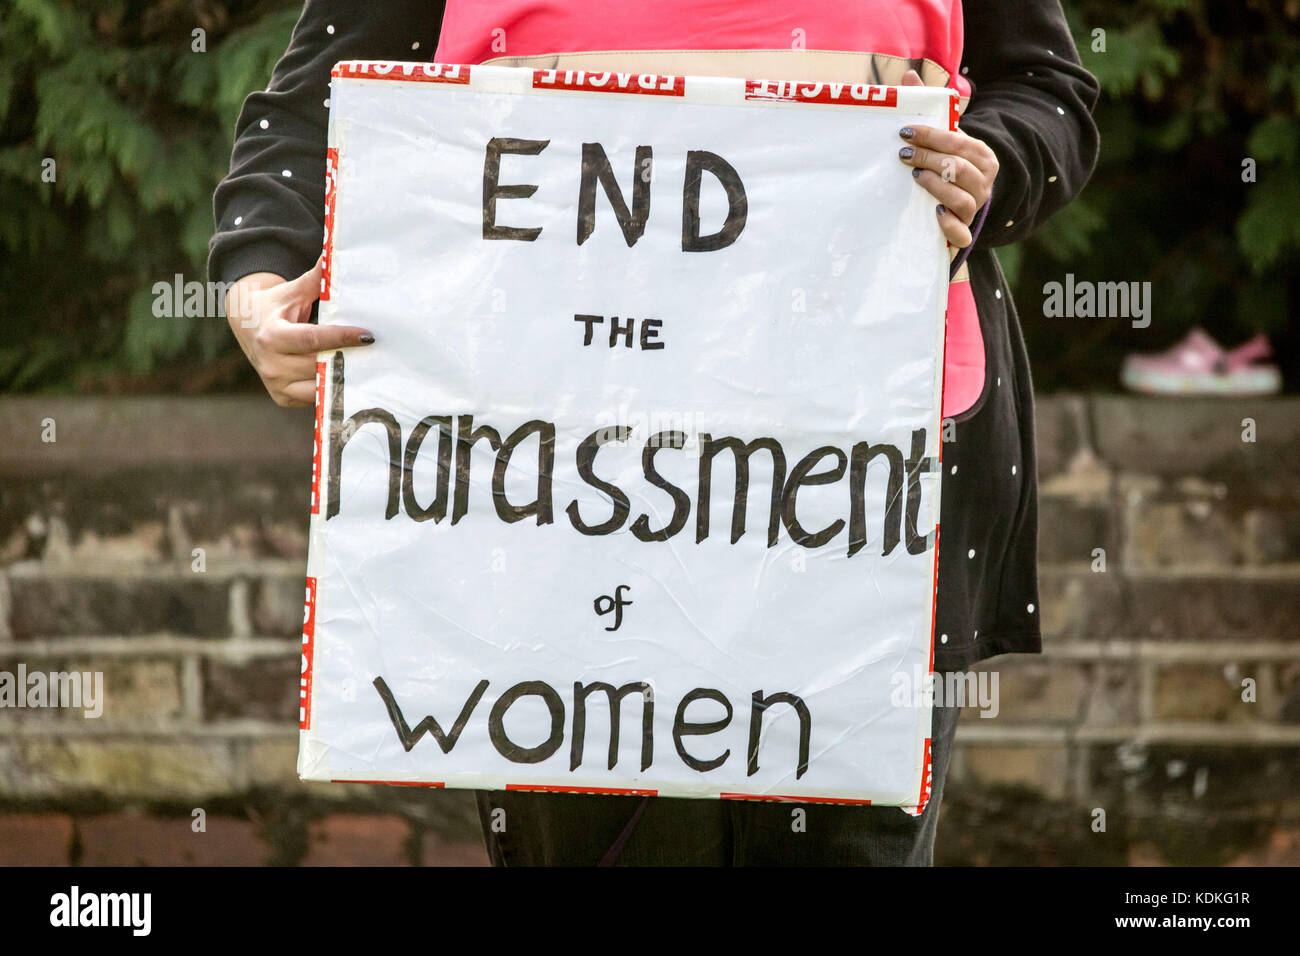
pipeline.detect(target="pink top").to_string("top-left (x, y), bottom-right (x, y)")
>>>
top-left (434, 0), bottom-right (984, 417)
top-left (435, 1), bottom-right (970, 97)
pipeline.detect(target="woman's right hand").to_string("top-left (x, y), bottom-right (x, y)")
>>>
top-left (225, 259), bottom-right (375, 407)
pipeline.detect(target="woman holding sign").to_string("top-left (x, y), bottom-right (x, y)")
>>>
top-left (213, 0), bottom-right (1099, 865)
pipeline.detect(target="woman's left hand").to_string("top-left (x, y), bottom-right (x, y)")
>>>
top-left (896, 70), bottom-right (999, 248)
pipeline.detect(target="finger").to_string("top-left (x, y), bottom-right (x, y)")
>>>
top-left (936, 204), bottom-right (973, 248)
top-left (899, 124), bottom-right (998, 172)
top-left (900, 69), bottom-right (924, 87)
top-left (264, 320), bottom-right (375, 355)
top-left (898, 145), bottom-right (984, 197)
top-left (267, 258), bottom-right (326, 325)
top-left (267, 353), bottom-right (320, 386)
top-left (284, 257), bottom-right (326, 302)
top-left (910, 168), bottom-right (980, 224)
top-left (274, 379), bottom-right (320, 408)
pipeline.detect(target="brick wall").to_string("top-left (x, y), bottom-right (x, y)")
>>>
top-left (1, 395), bottom-right (1297, 865)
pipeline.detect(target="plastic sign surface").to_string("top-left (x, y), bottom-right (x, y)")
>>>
top-left (300, 62), bottom-right (953, 808)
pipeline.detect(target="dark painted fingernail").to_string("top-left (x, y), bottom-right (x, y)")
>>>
top-left (898, 146), bottom-right (914, 160)
top-left (936, 204), bottom-right (947, 217)
top-left (359, 333), bottom-right (375, 344)
top-left (899, 127), bottom-right (915, 140)
top-left (911, 168), bottom-right (922, 179)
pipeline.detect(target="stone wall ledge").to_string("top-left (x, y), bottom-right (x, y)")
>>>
top-left (0, 635), bottom-right (297, 656)
top-left (0, 721), bottom-right (299, 739)
top-left (5, 560), bottom-right (1299, 581)
top-left (3, 558), bottom-right (305, 579)
top-left (4, 719), bottom-right (1296, 747)
top-left (954, 723), bottom-right (1300, 745)
top-left (2, 636), bottom-right (1295, 661)
top-left (3, 393), bottom-right (1298, 476)
top-left (1038, 564), bottom-right (1300, 579)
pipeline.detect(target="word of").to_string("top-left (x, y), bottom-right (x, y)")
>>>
top-left (594, 585), bottom-right (634, 631)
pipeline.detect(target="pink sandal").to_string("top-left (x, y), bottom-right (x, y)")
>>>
top-left (1120, 328), bottom-right (1281, 396)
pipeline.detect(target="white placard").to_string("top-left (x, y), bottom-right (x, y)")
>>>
top-left (299, 63), bottom-right (953, 808)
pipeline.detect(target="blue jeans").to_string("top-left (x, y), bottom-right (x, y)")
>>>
top-left (475, 699), bottom-right (961, 866)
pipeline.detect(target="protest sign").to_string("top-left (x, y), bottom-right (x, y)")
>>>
top-left (299, 62), bottom-right (955, 808)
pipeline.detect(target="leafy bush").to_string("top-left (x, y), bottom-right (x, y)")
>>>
top-left (1, 0), bottom-right (1296, 392)
top-left (1010, 0), bottom-right (1300, 389)
top-left (0, 0), bottom-right (299, 393)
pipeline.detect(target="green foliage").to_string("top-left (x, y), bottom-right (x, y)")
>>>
top-left (2, 0), bottom-right (1297, 392)
top-left (1011, 0), bottom-right (1300, 390)
top-left (0, 0), bottom-right (299, 392)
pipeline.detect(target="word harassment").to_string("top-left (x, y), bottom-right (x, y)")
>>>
top-left (324, 352), bottom-right (933, 557)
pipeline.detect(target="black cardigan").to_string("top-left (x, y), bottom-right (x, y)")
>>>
top-left (209, 0), bottom-right (1100, 670)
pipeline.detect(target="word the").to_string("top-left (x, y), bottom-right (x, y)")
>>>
top-left (574, 313), bottom-right (665, 349)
